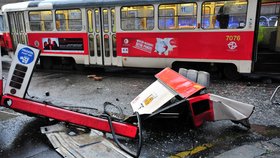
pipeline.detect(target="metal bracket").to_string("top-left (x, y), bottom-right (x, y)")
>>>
top-left (270, 86), bottom-right (280, 105)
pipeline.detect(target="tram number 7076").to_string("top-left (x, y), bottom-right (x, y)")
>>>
top-left (226, 35), bottom-right (241, 41)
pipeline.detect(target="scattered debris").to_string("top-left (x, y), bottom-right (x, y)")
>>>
top-left (93, 76), bottom-right (103, 81)
top-left (87, 74), bottom-right (103, 81)
top-left (87, 74), bottom-right (96, 78)
top-left (67, 131), bottom-right (77, 136)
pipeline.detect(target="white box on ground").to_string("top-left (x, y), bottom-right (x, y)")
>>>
top-left (130, 80), bottom-right (176, 115)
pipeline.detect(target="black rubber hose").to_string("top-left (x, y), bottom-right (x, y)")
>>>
top-left (103, 102), bottom-right (124, 121)
top-left (101, 112), bottom-right (142, 158)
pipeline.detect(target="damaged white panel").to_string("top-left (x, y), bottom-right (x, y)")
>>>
top-left (130, 80), bottom-right (176, 115)
top-left (210, 94), bottom-right (254, 121)
top-left (41, 124), bottom-right (132, 158)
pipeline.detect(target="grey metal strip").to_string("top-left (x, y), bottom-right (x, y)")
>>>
top-left (41, 124), bottom-right (133, 158)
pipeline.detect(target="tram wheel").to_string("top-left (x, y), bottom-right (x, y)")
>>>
top-left (74, 64), bottom-right (85, 70)
top-left (223, 64), bottom-right (241, 80)
top-left (40, 57), bottom-right (53, 69)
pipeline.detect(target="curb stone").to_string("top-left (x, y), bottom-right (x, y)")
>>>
top-left (215, 138), bottom-right (280, 158)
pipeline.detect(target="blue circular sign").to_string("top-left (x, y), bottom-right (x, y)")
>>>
top-left (17, 47), bottom-right (35, 65)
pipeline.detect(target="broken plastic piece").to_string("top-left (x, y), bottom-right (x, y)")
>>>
top-left (209, 94), bottom-right (254, 122)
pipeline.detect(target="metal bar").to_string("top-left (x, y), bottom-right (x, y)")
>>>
top-left (1, 95), bottom-right (138, 138)
top-left (270, 86), bottom-right (280, 105)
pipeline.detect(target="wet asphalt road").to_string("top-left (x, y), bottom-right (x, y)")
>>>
top-left (1, 61), bottom-right (280, 158)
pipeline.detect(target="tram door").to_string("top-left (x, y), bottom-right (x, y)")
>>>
top-left (7, 12), bottom-right (27, 49)
top-left (254, 1), bottom-right (280, 72)
top-left (87, 8), bottom-right (117, 66)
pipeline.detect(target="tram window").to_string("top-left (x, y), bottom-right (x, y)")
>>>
top-left (29, 11), bottom-right (53, 31)
top-left (159, 3), bottom-right (197, 30)
top-left (8, 14), bottom-right (16, 33)
top-left (260, 2), bottom-right (280, 27)
top-left (87, 10), bottom-right (93, 33)
top-left (103, 9), bottom-right (109, 33)
top-left (89, 34), bottom-right (94, 56)
top-left (0, 15), bottom-right (4, 31)
top-left (111, 9), bottom-right (116, 33)
top-left (19, 13), bottom-right (26, 32)
top-left (202, 0), bottom-right (248, 29)
top-left (96, 34), bottom-right (101, 57)
top-left (104, 36), bottom-right (110, 57)
top-left (121, 5), bottom-right (154, 30)
top-left (94, 9), bottom-right (100, 33)
top-left (55, 9), bottom-right (82, 31)
top-left (112, 34), bottom-right (117, 57)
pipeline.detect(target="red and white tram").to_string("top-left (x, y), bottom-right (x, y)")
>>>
top-left (0, 11), bottom-right (12, 55)
top-left (1, 0), bottom-right (280, 79)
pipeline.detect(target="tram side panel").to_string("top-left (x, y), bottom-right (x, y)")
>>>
top-left (117, 31), bottom-right (255, 73)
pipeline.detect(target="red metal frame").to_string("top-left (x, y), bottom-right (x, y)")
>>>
top-left (1, 95), bottom-right (138, 138)
top-left (187, 94), bottom-right (214, 127)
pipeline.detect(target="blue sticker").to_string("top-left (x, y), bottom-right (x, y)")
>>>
top-left (17, 47), bottom-right (35, 65)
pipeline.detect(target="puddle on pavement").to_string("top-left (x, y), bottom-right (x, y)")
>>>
top-left (251, 124), bottom-right (280, 138)
top-left (169, 124), bottom-right (280, 158)
top-left (0, 117), bottom-right (61, 158)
